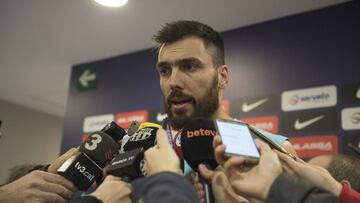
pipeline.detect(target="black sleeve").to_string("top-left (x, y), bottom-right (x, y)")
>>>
top-left (70, 196), bottom-right (102, 203)
top-left (131, 172), bottom-right (200, 203)
top-left (266, 173), bottom-right (340, 203)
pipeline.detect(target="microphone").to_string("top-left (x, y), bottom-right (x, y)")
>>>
top-left (106, 122), bottom-right (162, 182)
top-left (57, 131), bottom-right (118, 191)
top-left (100, 121), bottom-right (127, 143)
top-left (122, 122), bottom-right (161, 152)
top-left (181, 117), bottom-right (217, 203)
top-left (106, 148), bottom-right (145, 182)
top-left (119, 121), bottom-right (140, 153)
top-left (127, 120), bottom-right (140, 136)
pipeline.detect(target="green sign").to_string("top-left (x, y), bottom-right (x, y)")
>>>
top-left (77, 67), bottom-right (97, 92)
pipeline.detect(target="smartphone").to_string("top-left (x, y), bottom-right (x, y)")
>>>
top-left (215, 119), bottom-right (260, 163)
top-left (215, 119), bottom-right (296, 160)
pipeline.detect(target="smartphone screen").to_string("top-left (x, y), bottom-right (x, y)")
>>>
top-left (215, 119), bottom-right (260, 159)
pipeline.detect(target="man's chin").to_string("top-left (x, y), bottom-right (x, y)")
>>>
top-left (169, 117), bottom-right (189, 130)
top-left (169, 112), bottom-right (194, 130)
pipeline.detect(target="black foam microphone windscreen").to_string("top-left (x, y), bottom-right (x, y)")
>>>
top-left (79, 131), bottom-right (119, 168)
top-left (107, 148), bottom-right (145, 182)
top-left (58, 131), bottom-right (119, 190)
top-left (180, 117), bottom-right (218, 170)
top-left (100, 121), bottom-right (127, 143)
top-left (181, 117), bottom-right (217, 203)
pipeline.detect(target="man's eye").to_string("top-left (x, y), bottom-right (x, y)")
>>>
top-left (158, 67), bottom-right (171, 76)
top-left (182, 63), bottom-right (198, 71)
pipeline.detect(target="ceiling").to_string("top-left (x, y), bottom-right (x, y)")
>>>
top-left (0, 0), bottom-right (349, 118)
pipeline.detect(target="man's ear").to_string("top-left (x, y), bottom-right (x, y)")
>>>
top-left (218, 65), bottom-right (229, 89)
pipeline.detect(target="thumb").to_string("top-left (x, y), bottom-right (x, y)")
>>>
top-left (198, 164), bottom-right (215, 181)
top-left (156, 128), bottom-right (171, 149)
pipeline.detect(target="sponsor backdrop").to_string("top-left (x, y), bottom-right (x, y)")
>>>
top-left (61, 1), bottom-right (360, 159)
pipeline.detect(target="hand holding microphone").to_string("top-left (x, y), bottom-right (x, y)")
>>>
top-left (144, 128), bottom-right (181, 175)
top-left (90, 175), bottom-right (132, 203)
top-left (106, 122), bottom-right (163, 181)
top-left (57, 131), bottom-right (119, 191)
top-left (47, 147), bottom-right (79, 174)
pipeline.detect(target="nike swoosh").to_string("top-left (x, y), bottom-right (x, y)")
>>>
top-left (356, 88), bottom-right (360, 99)
top-left (294, 115), bottom-right (325, 130)
top-left (242, 98), bottom-right (269, 112)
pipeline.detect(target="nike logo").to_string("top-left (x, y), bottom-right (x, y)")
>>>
top-left (356, 88), bottom-right (360, 100)
top-left (294, 115), bottom-right (325, 130)
top-left (156, 112), bottom-right (168, 122)
top-left (242, 98), bottom-right (269, 112)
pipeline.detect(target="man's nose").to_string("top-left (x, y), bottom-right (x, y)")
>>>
top-left (169, 68), bottom-right (183, 90)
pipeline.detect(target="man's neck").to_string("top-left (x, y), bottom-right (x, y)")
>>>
top-left (211, 108), bottom-right (232, 120)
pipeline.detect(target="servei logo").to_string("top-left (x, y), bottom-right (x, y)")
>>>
top-left (240, 116), bottom-right (278, 134)
top-left (289, 135), bottom-right (338, 158)
top-left (116, 110), bottom-right (148, 129)
top-left (83, 114), bottom-right (114, 133)
top-left (282, 85), bottom-right (337, 111)
top-left (341, 107), bottom-right (360, 130)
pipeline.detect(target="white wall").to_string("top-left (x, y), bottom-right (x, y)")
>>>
top-left (0, 99), bottom-right (63, 184)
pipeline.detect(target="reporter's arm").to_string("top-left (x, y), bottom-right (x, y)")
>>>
top-left (136, 129), bottom-right (199, 203)
top-left (277, 152), bottom-right (342, 196)
top-left (70, 175), bottom-right (131, 203)
top-left (0, 170), bottom-right (74, 203)
top-left (267, 173), bottom-right (340, 203)
top-left (132, 172), bottom-right (199, 203)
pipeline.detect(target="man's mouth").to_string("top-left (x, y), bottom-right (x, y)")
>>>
top-left (169, 97), bottom-right (193, 111)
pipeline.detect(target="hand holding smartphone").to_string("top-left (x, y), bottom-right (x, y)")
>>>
top-left (215, 119), bottom-right (260, 164)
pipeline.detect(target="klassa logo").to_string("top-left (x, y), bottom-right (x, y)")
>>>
top-left (186, 129), bottom-right (216, 138)
top-left (289, 135), bottom-right (338, 158)
top-left (293, 142), bottom-right (332, 151)
top-left (282, 85), bottom-right (337, 111)
top-left (75, 162), bottom-right (95, 181)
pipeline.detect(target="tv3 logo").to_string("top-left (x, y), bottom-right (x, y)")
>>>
top-left (85, 133), bottom-right (102, 150)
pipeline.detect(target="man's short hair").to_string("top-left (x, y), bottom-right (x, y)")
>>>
top-left (153, 20), bottom-right (225, 67)
top-left (327, 154), bottom-right (360, 192)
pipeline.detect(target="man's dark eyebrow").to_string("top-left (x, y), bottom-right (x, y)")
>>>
top-left (156, 61), bottom-right (170, 69)
top-left (157, 57), bottom-right (201, 69)
top-left (175, 57), bottom-right (200, 65)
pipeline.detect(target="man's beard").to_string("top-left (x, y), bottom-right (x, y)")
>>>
top-left (163, 74), bottom-right (219, 130)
